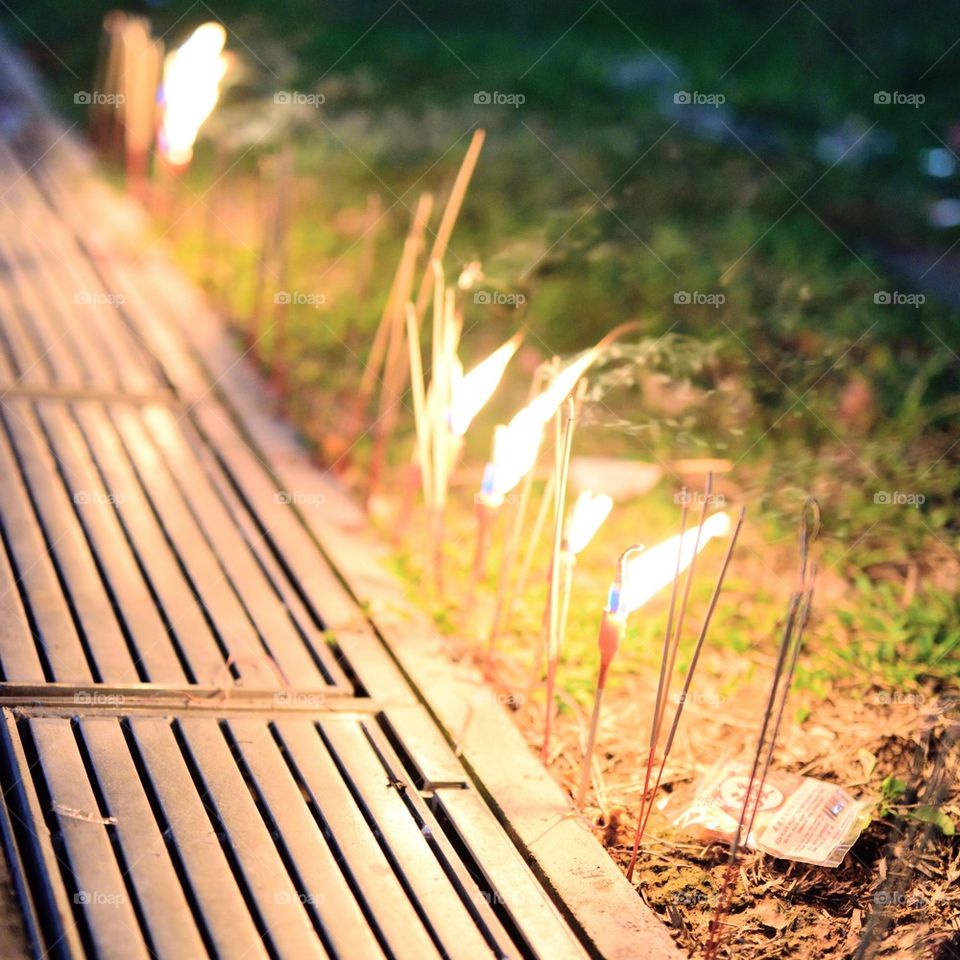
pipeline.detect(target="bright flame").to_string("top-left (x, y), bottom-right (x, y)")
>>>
top-left (448, 332), bottom-right (522, 436)
top-left (565, 491), bottom-right (613, 555)
top-left (483, 351), bottom-right (598, 502)
top-left (482, 409), bottom-right (542, 501)
top-left (617, 512), bottom-right (731, 614)
top-left (527, 350), bottom-right (595, 425)
top-left (158, 23), bottom-right (228, 166)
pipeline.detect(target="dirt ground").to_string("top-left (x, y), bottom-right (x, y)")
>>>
top-left (491, 606), bottom-right (960, 959)
top-left (402, 508), bottom-right (960, 960)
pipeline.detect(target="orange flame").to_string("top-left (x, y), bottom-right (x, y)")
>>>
top-left (480, 322), bottom-right (641, 504)
top-left (158, 22), bottom-right (228, 166)
top-left (447, 331), bottom-right (522, 436)
top-left (615, 513), bottom-right (731, 614)
top-left (564, 491), bottom-right (613, 555)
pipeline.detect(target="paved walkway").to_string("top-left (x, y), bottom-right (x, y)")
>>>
top-left (0, 36), bottom-right (681, 960)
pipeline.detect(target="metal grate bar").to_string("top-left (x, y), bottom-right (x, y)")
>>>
top-left (1, 709), bottom-right (587, 959)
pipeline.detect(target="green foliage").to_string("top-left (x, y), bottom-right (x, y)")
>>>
top-left (833, 578), bottom-right (960, 686)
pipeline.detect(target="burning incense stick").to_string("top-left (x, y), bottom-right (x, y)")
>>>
top-left (468, 364), bottom-right (546, 609)
top-left (400, 257), bottom-right (521, 590)
top-left (395, 328), bottom-right (522, 542)
top-left (516, 468), bottom-right (555, 634)
top-left (427, 264), bottom-right (457, 592)
top-left (478, 360), bottom-right (550, 600)
top-left (447, 330), bottom-right (524, 439)
top-left (575, 543), bottom-right (642, 806)
top-left (480, 321), bottom-right (640, 652)
top-left (493, 378), bottom-right (589, 665)
top-left (157, 23), bottom-right (229, 169)
top-left (542, 488), bottom-right (614, 767)
top-left (576, 505), bottom-right (734, 811)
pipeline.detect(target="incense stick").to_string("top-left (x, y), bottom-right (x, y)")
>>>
top-left (704, 502), bottom-right (819, 959)
top-left (541, 399), bottom-right (576, 760)
top-left (652, 476), bottom-right (714, 746)
top-left (475, 364), bottom-right (546, 644)
top-left (413, 129), bottom-right (485, 321)
top-left (495, 378), bottom-right (589, 659)
top-left (632, 498), bottom-right (689, 825)
top-left (624, 506), bottom-right (745, 875)
top-left (516, 469), bottom-right (556, 634)
top-left (576, 543), bottom-right (642, 806)
top-left (704, 593), bottom-right (801, 959)
top-left (428, 264), bottom-right (459, 593)
top-left (367, 194), bottom-right (434, 498)
top-left (405, 303), bottom-right (433, 511)
top-left (359, 193), bottom-right (433, 404)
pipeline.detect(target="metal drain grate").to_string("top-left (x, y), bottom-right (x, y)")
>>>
top-left (0, 395), bottom-right (352, 691)
top-left (0, 707), bottom-right (587, 960)
top-left (0, 110), bottom-right (597, 960)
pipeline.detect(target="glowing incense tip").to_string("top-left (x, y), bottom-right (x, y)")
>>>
top-left (618, 512), bottom-right (731, 614)
top-left (158, 22), bottom-right (229, 167)
top-left (564, 491), bottom-right (613, 556)
top-left (447, 331), bottom-right (523, 437)
top-left (479, 410), bottom-right (542, 505)
top-left (478, 353), bottom-right (595, 504)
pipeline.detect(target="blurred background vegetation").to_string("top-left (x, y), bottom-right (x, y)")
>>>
top-left (4, 0), bottom-right (960, 688)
